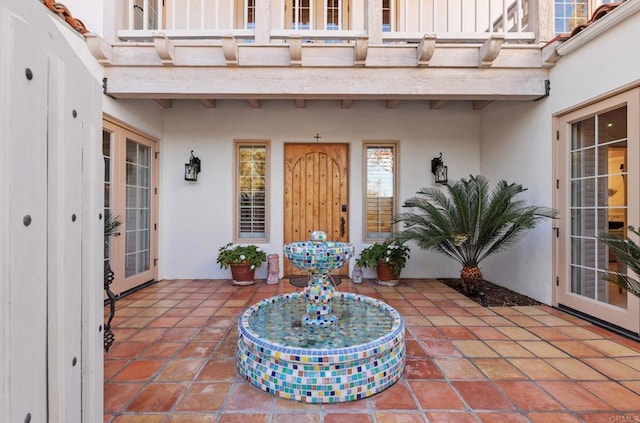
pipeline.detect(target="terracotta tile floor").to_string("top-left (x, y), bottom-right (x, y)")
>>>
top-left (104, 279), bottom-right (640, 423)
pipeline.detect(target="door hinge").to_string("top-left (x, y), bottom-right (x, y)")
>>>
top-left (555, 227), bottom-right (559, 237)
top-left (154, 258), bottom-right (158, 266)
top-left (154, 187), bottom-right (158, 195)
top-left (154, 223), bottom-right (157, 230)
top-left (556, 179), bottom-right (560, 189)
top-left (556, 130), bottom-right (559, 140)
top-left (556, 276), bottom-right (559, 286)
top-left (155, 151), bottom-right (159, 159)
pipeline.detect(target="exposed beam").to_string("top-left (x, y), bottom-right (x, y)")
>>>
top-left (104, 67), bottom-right (550, 101)
top-left (221, 35), bottom-right (238, 66)
top-left (386, 100), bottom-right (400, 109)
top-left (341, 100), bottom-right (353, 109)
top-left (295, 99), bottom-right (305, 109)
top-left (289, 35), bottom-right (302, 67)
top-left (417, 34), bottom-right (436, 67)
top-left (200, 99), bottom-right (216, 108)
top-left (541, 40), bottom-right (562, 69)
top-left (479, 34), bottom-right (505, 68)
top-left (472, 100), bottom-right (493, 110)
top-left (430, 100), bottom-right (448, 110)
top-left (153, 99), bottom-right (172, 109)
top-left (85, 33), bottom-right (112, 65)
top-left (354, 35), bottom-right (368, 67)
top-left (153, 33), bottom-right (175, 65)
top-left (247, 99), bottom-right (261, 108)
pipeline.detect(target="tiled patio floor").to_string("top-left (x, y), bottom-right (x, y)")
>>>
top-left (104, 279), bottom-right (640, 423)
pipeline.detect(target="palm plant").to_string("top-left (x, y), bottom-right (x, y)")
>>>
top-left (394, 175), bottom-right (557, 295)
top-left (598, 226), bottom-right (640, 299)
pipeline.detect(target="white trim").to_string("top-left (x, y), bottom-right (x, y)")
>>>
top-left (557, 0), bottom-right (640, 56)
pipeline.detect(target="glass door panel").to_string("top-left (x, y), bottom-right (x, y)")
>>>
top-left (569, 106), bottom-right (627, 308)
top-left (125, 139), bottom-right (151, 278)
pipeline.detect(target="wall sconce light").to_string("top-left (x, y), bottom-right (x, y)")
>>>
top-left (184, 150), bottom-right (201, 181)
top-left (431, 153), bottom-right (448, 184)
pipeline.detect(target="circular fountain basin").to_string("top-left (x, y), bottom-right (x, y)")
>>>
top-left (237, 292), bottom-right (406, 403)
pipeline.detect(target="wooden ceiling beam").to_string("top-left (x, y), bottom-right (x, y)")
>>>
top-left (200, 99), bottom-right (216, 108)
top-left (430, 100), bottom-right (448, 110)
top-left (153, 99), bottom-right (172, 109)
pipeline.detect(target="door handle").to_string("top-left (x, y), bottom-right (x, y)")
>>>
top-left (340, 217), bottom-right (346, 238)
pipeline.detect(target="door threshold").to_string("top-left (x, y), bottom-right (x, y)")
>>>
top-left (557, 304), bottom-right (640, 342)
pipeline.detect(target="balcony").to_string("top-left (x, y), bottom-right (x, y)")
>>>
top-left (87, 0), bottom-right (558, 105)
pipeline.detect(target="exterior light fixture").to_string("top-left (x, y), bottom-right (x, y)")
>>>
top-left (185, 150), bottom-right (201, 181)
top-left (431, 153), bottom-right (448, 184)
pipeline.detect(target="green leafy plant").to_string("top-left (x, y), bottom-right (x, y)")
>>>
top-left (394, 174), bottom-right (557, 295)
top-left (104, 209), bottom-right (122, 238)
top-left (356, 240), bottom-right (411, 277)
top-left (216, 243), bottom-right (267, 270)
top-left (598, 226), bottom-right (640, 299)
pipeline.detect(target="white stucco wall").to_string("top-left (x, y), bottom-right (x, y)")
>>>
top-left (158, 100), bottom-right (480, 280)
top-left (479, 4), bottom-right (640, 304)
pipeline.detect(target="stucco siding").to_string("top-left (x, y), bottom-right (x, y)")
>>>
top-left (158, 100), bottom-right (480, 280)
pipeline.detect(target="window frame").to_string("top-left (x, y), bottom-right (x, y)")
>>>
top-left (362, 141), bottom-right (399, 243)
top-left (234, 140), bottom-right (270, 243)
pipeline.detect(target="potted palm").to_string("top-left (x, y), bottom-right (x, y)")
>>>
top-left (394, 175), bottom-right (557, 295)
top-left (356, 240), bottom-right (410, 286)
top-left (599, 225), bottom-right (640, 299)
top-left (216, 242), bottom-right (267, 285)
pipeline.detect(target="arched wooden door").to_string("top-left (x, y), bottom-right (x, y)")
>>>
top-left (284, 143), bottom-right (349, 276)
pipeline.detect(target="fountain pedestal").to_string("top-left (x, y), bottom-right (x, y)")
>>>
top-left (302, 275), bottom-right (337, 326)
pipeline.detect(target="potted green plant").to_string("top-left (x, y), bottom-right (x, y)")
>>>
top-left (356, 240), bottom-right (410, 286)
top-left (216, 242), bottom-right (267, 285)
top-left (394, 175), bottom-right (557, 295)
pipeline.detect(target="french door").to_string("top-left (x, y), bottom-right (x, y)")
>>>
top-left (555, 89), bottom-right (640, 334)
top-left (103, 119), bottom-right (158, 296)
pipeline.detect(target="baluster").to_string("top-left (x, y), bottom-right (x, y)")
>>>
top-left (201, 0), bottom-right (205, 29)
top-left (157, 0), bottom-right (164, 29)
top-left (128, 0), bottom-right (135, 30)
top-left (488, 0), bottom-right (493, 33)
top-left (502, 0), bottom-right (507, 32)
top-left (432, 0), bottom-right (437, 33)
top-left (516, 0), bottom-right (523, 31)
top-left (143, 0), bottom-right (149, 30)
top-left (172, 0), bottom-right (177, 29)
top-left (186, 0), bottom-right (191, 30)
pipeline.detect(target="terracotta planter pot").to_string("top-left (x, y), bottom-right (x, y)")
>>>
top-left (230, 263), bottom-right (256, 286)
top-left (376, 262), bottom-right (399, 286)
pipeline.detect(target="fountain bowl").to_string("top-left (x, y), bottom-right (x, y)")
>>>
top-left (284, 240), bottom-right (354, 275)
top-left (237, 292), bottom-right (406, 403)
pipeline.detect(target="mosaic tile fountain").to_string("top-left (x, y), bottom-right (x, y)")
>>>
top-left (237, 231), bottom-right (406, 403)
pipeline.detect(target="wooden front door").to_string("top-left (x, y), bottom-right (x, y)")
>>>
top-left (284, 143), bottom-right (349, 276)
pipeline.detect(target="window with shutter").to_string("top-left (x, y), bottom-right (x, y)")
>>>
top-left (364, 142), bottom-right (397, 241)
top-left (236, 142), bottom-right (268, 241)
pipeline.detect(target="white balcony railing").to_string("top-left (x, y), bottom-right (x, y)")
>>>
top-left (120, 0), bottom-right (542, 43)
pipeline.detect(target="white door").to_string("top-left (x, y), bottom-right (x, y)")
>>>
top-left (555, 89), bottom-right (640, 335)
top-left (103, 119), bottom-right (159, 296)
